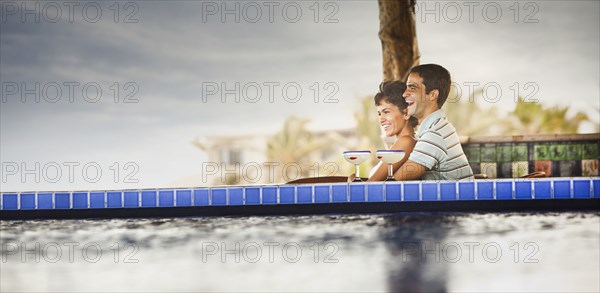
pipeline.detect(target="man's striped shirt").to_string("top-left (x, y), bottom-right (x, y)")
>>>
top-left (408, 109), bottom-right (474, 180)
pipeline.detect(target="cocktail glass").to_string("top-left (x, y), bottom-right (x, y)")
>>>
top-left (343, 151), bottom-right (372, 182)
top-left (376, 150), bottom-right (406, 181)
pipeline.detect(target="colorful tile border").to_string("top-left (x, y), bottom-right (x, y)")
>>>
top-left (462, 139), bottom-right (599, 178)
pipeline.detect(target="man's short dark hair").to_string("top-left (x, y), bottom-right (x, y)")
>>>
top-left (374, 81), bottom-right (419, 128)
top-left (409, 64), bottom-right (451, 108)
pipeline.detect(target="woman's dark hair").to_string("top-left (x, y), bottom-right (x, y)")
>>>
top-left (374, 81), bottom-right (419, 128)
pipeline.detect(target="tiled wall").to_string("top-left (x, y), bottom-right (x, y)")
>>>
top-left (464, 140), bottom-right (599, 178)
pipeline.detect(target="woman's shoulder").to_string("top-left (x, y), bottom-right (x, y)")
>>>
top-left (398, 133), bottom-right (417, 143)
top-left (390, 134), bottom-right (416, 150)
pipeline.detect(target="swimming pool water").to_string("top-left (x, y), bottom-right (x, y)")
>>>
top-left (1, 212), bottom-right (599, 292)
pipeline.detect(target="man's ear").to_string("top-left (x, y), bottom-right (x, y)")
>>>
top-left (429, 89), bottom-right (439, 102)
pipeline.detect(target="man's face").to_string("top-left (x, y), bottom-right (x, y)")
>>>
top-left (403, 73), bottom-right (430, 120)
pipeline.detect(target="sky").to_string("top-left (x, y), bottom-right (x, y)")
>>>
top-left (1, 0), bottom-right (599, 192)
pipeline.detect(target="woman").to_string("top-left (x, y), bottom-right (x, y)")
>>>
top-left (350, 81), bottom-right (418, 181)
top-left (290, 81), bottom-right (417, 185)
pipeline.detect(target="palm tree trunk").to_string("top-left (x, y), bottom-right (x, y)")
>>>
top-left (378, 0), bottom-right (420, 81)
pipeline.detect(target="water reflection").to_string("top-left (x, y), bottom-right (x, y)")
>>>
top-left (1, 213), bottom-right (598, 292)
top-left (381, 214), bottom-right (450, 292)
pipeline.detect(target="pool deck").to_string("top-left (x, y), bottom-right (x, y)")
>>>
top-left (1, 177), bottom-right (599, 220)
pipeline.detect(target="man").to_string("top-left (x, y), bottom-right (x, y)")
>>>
top-left (394, 64), bottom-right (474, 180)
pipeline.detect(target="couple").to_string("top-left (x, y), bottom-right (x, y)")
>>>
top-left (360, 64), bottom-right (474, 181)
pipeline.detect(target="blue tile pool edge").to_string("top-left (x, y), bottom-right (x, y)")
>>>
top-left (2, 178), bottom-right (599, 210)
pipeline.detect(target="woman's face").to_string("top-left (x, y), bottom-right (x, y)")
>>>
top-left (377, 99), bottom-right (408, 137)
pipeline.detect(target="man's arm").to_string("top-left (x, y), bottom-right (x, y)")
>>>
top-left (393, 160), bottom-right (428, 181)
top-left (396, 130), bottom-right (445, 180)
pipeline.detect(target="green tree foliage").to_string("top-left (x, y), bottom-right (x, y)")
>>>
top-left (445, 86), bottom-right (595, 135)
top-left (266, 116), bottom-right (340, 182)
top-left (444, 87), bottom-right (505, 136)
top-left (502, 97), bottom-right (592, 134)
top-left (354, 96), bottom-right (386, 165)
